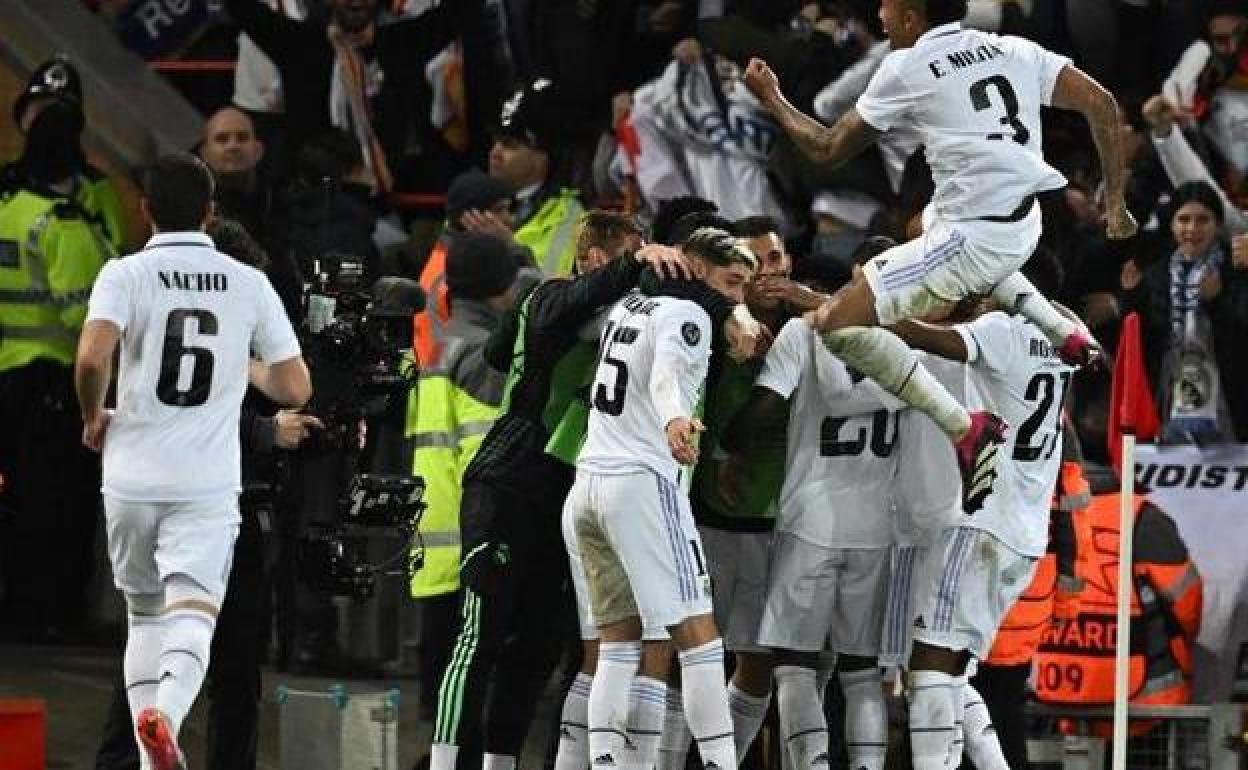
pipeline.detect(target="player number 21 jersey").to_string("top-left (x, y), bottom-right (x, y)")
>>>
top-left (577, 292), bottom-right (712, 484)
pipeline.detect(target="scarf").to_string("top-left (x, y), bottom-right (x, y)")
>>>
top-left (1162, 244), bottom-right (1230, 442)
top-left (327, 23), bottom-right (394, 193)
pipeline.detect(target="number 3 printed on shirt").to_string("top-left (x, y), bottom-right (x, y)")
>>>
top-left (969, 75), bottom-right (1030, 145)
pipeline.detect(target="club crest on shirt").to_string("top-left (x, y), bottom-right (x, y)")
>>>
top-left (682, 322), bottom-right (701, 346)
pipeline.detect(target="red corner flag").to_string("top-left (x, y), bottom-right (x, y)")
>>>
top-left (1108, 312), bottom-right (1160, 466)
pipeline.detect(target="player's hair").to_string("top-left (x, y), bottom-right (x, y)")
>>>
top-left (575, 209), bottom-right (644, 257)
top-left (1020, 245), bottom-right (1065, 301)
top-left (208, 217), bottom-right (269, 270)
top-left (670, 212), bottom-right (734, 247)
top-left (733, 215), bottom-right (781, 239)
top-left (652, 196), bottom-right (718, 245)
top-left (907, 0), bottom-right (968, 25)
top-left (852, 235), bottom-right (898, 267)
top-left (1206, 0), bottom-right (1248, 26)
top-left (143, 153), bottom-right (215, 232)
top-left (684, 227), bottom-right (758, 271)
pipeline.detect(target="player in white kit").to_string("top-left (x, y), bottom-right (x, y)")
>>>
top-left (743, 0), bottom-right (1135, 514)
top-left (892, 253), bottom-right (1075, 770)
top-left (75, 155), bottom-right (310, 770)
top-left (563, 228), bottom-right (756, 770)
top-left (721, 316), bottom-right (904, 770)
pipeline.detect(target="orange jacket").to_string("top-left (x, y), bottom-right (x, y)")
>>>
top-left (987, 461), bottom-right (1091, 666)
top-left (1035, 489), bottom-right (1202, 716)
top-left (412, 238), bottom-right (451, 367)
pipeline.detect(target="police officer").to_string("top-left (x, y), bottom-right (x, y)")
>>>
top-left (0, 55), bottom-right (117, 641)
top-left (1, 56), bottom-right (127, 252)
top-left (489, 79), bottom-right (586, 277)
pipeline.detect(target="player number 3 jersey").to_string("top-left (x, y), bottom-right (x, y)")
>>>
top-left (856, 22), bottom-right (1071, 221)
top-left (577, 292), bottom-right (712, 484)
top-left (85, 232), bottom-right (300, 501)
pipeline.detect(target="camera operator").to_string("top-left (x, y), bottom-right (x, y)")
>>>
top-left (94, 219), bottom-right (322, 770)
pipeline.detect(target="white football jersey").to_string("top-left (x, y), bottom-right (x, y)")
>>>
top-left (757, 319), bottom-right (904, 548)
top-left (955, 311), bottom-right (1073, 556)
top-left (86, 232), bottom-right (300, 502)
top-left (578, 292), bottom-right (712, 484)
top-left (856, 22), bottom-right (1070, 220)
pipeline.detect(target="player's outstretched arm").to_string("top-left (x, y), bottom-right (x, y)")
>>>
top-left (743, 58), bottom-right (878, 168)
top-left (890, 320), bottom-right (969, 363)
top-left (1051, 65), bottom-right (1138, 240)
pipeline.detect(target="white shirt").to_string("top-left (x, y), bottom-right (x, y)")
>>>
top-left (86, 232), bottom-right (300, 501)
top-left (955, 312), bottom-right (1073, 556)
top-left (578, 293), bottom-right (712, 484)
top-left (856, 23), bottom-right (1070, 220)
top-left (757, 319), bottom-right (904, 548)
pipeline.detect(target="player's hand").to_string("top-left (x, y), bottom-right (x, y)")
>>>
top-left (743, 58), bottom-right (781, 106)
top-left (666, 417), bottom-right (704, 466)
top-left (752, 275), bottom-right (827, 313)
top-left (274, 411), bottom-right (325, 449)
top-left (803, 298), bottom-right (838, 333)
top-left (82, 409), bottom-right (112, 452)
top-left (1200, 269), bottom-right (1223, 302)
top-left (724, 306), bottom-right (771, 361)
top-left (460, 209), bottom-right (513, 240)
top-left (1104, 201), bottom-right (1138, 240)
top-left (637, 243), bottom-right (694, 281)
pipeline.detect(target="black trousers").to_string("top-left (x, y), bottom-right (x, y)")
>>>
top-left (430, 473), bottom-right (578, 760)
top-left (95, 508), bottom-right (269, 770)
top-left (0, 361), bottom-right (100, 636)
top-left (968, 662), bottom-right (1032, 770)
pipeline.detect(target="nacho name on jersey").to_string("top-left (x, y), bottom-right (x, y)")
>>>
top-left (158, 270), bottom-right (229, 292)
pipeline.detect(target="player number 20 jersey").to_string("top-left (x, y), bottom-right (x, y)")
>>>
top-left (577, 293), bottom-right (712, 484)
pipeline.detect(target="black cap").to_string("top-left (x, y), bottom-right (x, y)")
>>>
top-left (497, 78), bottom-right (564, 153)
top-left (446, 169), bottom-right (513, 224)
top-left (13, 55), bottom-right (83, 128)
top-left (446, 233), bottom-right (523, 301)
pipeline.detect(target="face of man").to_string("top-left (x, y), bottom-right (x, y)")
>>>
top-left (199, 108), bottom-right (264, 175)
top-left (878, 0), bottom-right (924, 49)
top-left (699, 260), bottom-right (756, 305)
top-left (332, 0), bottom-right (380, 33)
top-left (743, 231), bottom-right (791, 310)
top-left (1209, 14), bottom-right (1247, 57)
top-left (489, 137), bottom-right (548, 191)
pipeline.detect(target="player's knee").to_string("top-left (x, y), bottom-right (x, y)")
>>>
top-left (580, 639), bottom-right (599, 674)
top-left (909, 641), bottom-right (969, 675)
top-left (669, 613), bottom-right (719, 651)
top-left (771, 648), bottom-right (820, 669)
top-left (125, 591), bottom-right (164, 617)
top-left (599, 615), bottom-right (643, 642)
top-left (640, 639), bottom-right (675, 680)
top-left (732, 652), bottom-right (775, 694)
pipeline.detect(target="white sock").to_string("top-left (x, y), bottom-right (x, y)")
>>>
top-left (775, 665), bottom-right (828, 770)
top-left (123, 612), bottom-right (162, 732)
top-left (483, 753), bottom-right (516, 770)
top-left (658, 687), bottom-right (692, 770)
top-left (908, 670), bottom-right (959, 770)
top-left (962, 683), bottom-right (1009, 770)
top-left (678, 640), bottom-right (736, 770)
top-left (590, 641), bottom-right (641, 766)
top-left (628, 676), bottom-right (668, 769)
top-left (157, 605), bottom-right (215, 736)
top-left (728, 680), bottom-right (771, 761)
top-left (556, 673), bottom-right (594, 770)
top-left (823, 327), bottom-right (971, 437)
top-left (948, 676), bottom-right (968, 770)
top-left (839, 668), bottom-right (888, 770)
top-left (431, 743), bottom-right (459, 770)
top-left (990, 272), bottom-right (1077, 345)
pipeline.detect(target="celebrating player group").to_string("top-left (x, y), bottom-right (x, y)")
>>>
top-left (539, 2), bottom-right (1136, 770)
